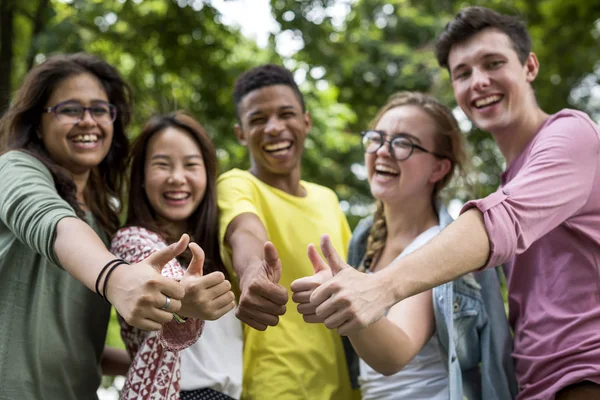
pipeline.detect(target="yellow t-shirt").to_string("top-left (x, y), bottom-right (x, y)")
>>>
top-left (218, 169), bottom-right (353, 400)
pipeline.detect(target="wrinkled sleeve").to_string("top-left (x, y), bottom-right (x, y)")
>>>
top-left (461, 116), bottom-right (599, 268)
top-left (110, 228), bottom-right (203, 352)
top-left (0, 151), bottom-right (77, 267)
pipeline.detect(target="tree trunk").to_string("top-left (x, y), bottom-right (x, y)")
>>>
top-left (26, 0), bottom-right (50, 71)
top-left (0, 0), bottom-right (15, 115)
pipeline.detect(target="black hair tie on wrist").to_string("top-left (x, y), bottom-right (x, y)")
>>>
top-left (95, 259), bottom-right (129, 300)
top-left (101, 260), bottom-right (130, 304)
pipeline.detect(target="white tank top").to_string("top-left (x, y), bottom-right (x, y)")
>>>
top-left (359, 225), bottom-right (449, 400)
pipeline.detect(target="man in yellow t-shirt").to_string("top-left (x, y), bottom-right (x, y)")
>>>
top-left (217, 64), bottom-right (354, 399)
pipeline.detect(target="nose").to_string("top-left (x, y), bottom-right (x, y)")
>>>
top-left (470, 68), bottom-right (490, 91)
top-left (77, 108), bottom-right (98, 126)
top-left (264, 116), bottom-right (284, 136)
top-left (375, 139), bottom-right (393, 158)
top-left (167, 167), bottom-right (185, 185)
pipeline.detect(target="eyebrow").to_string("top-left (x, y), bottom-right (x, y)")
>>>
top-left (450, 52), bottom-right (505, 76)
top-left (387, 132), bottom-right (422, 144)
top-left (150, 154), bottom-right (202, 161)
top-left (58, 99), bottom-right (110, 105)
top-left (247, 105), bottom-right (296, 118)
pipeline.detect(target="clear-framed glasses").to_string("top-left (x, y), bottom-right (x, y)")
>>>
top-left (44, 101), bottom-right (117, 126)
top-left (361, 130), bottom-right (445, 161)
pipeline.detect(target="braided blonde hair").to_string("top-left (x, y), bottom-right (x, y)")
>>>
top-left (362, 92), bottom-right (467, 271)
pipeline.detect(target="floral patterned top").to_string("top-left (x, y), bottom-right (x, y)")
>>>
top-left (111, 226), bottom-right (204, 400)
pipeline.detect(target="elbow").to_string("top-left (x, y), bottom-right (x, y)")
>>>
top-left (372, 360), bottom-right (406, 376)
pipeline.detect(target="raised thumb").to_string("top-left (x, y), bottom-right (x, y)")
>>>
top-left (307, 243), bottom-right (330, 274)
top-left (186, 242), bottom-right (205, 277)
top-left (264, 241), bottom-right (282, 283)
top-left (320, 234), bottom-right (348, 276)
top-left (146, 233), bottom-right (190, 273)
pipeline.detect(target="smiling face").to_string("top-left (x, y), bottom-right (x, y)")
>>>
top-left (235, 84), bottom-right (311, 181)
top-left (144, 127), bottom-right (207, 228)
top-left (366, 105), bottom-right (450, 206)
top-left (448, 28), bottom-right (539, 135)
top-left (39, 73), bottom-right (113, 175)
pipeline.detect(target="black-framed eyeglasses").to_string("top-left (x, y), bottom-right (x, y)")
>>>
top-left (43, 101), bottom-right (117, 126)
top-left (361, 130), bottom-right (445, 161)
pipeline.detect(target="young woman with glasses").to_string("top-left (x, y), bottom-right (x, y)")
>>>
top-left (0, 53), bottom-right (194, 399)
top-left (294, 91), bottom-right (517, 399)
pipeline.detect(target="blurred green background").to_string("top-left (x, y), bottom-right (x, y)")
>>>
top-left (2, 0), bottom-right (599, 357)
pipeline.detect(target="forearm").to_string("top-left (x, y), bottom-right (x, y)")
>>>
top-left (381, 209), bottom-right (490, 304)
top-left (349, 317), bottom-right (419, 376)
top-left (101, 346), bottom-right (131, 376)
top-left (227, 222), bottom-right (269, 281)
top-left (54, 217), bottom-right (116, 292)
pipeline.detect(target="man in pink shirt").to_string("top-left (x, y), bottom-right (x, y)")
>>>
top-left (302, 6), bottom-right (600, 400)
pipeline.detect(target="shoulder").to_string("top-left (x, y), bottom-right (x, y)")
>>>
top-left (538, 109), bottom-right (599, 147)
top-left (217, 169), bottom-right (253, 186)
top-left (303, 181), bottom-right (340, 201)
top-left (0, 150), bottom-right (52, 177)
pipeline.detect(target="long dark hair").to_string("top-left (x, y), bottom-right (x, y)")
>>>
top-left (0, 52), bottom-right (131, 239)
top-left (125, 111), bottom-right (225, 276)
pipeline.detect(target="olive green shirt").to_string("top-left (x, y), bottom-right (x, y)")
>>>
top-left (0, 151), bottom-right (110, 400)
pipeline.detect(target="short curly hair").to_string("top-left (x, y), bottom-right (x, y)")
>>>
top-left (435, 6), bottom-right (531, 70)
top-left (233, 64), bottom-right (305, 121)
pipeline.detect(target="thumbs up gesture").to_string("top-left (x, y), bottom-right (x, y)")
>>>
top-left (290, 243), bottom-right (335, 323)
top-left (178, 242), bottom-right (236, 320)
top-left (236, 241), bottom-right (289, 331)
top-left (309, 234), bottom-right (387, 336)
top-left (107, 234), bottom-right (190, 331)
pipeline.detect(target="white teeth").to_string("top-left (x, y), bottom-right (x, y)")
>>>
top-left (375, 165), bottom-right (399, 174)
top-left (264, 141), bottom-right (292, 151)
top-left (474, 95), bottom-right (502, 108)
top-left (164, 192), bottom-right (189, 200)
top-left (72, 134), bottom-right (99, 143)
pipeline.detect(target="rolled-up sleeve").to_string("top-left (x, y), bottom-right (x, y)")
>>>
top-left (461, 115), bottom-right (599, 268)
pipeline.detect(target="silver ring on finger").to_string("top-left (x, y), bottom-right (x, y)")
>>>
top-left (160, 295), bottom-right (171, 310)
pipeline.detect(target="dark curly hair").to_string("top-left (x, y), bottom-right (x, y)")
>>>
top-left (435, 6), bottom-right (531, 70)
top-left (233, 64), bottom-right (305, 121)
top-left (0, 52), bottom-right (131, 239)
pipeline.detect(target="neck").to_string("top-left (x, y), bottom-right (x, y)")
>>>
top-left (382, 196), bottom-right (439, 244)
top-left (493, 105), bottom-right (549, 165)
top-left (158, 219), bottom-right (187, 243)
top-left (249, 164), bottom-right (305, 197)
top-left (72, 170), bottom-right (91, 208)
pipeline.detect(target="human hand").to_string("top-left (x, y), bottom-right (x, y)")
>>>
top-left (236, 241), bottom-right (288, 331)
top-left (290, 243), bottom-right (334, 323)
top-left (106, 234), bottom-right (189, 331)
top-left (179, 242), bottom-right (236, 320)
top-left (310, 234), bottom-right (393, 335)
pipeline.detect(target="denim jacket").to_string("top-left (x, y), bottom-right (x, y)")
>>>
top-left (345, 205), bottom-right (518, 400)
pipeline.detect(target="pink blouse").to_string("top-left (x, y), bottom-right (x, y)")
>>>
top-left (110, 226), bottom-right (204, 400)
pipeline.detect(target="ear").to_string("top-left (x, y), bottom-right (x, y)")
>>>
top-left (304, 111), bottom-right (312, 132)
top-left (524, 52), bottom-right (540, 83)
top-left (234, 124), bottom-right (247, 146)
top-left (429, 158), bottom-right (452, 184)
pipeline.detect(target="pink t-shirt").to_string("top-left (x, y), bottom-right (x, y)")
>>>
top-left (462, 109), bottom-right (600, 400)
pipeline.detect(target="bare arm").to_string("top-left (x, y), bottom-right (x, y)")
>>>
top-left (348, 290), bottom-right (435, 376)
top-left (54, 218), bottom-right (187, 331)
top-left (382, 208), bottom-right (489, 305)
top-left (310, 210), bottom-right (489, 335)
top-left (225, 213), bottom-right (288, 330)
